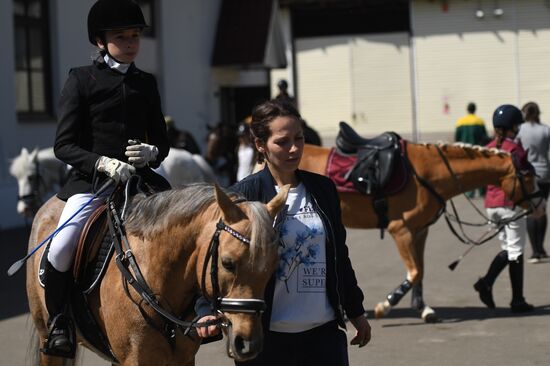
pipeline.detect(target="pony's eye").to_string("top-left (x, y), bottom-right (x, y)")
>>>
top-left (221, 258), bottom-right (236, 272)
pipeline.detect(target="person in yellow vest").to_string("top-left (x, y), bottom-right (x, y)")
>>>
top-left (455, 102), bottom-right (490, 198)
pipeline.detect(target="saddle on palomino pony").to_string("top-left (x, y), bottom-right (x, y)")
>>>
top-left (38, 177), bottom-right (159, 362)
top-left (330, 121), bottom-right (410, 237)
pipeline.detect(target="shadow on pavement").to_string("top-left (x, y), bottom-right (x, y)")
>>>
top-left (1, 226), bottom-right (31, 320)
top-left (375, 305), bottom-right (550, 327)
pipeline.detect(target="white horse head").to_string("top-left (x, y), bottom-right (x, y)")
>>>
top-left (9, 147), bottom-right (67, 218)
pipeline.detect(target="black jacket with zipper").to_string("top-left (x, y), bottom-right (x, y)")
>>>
top-left (196, 165), bottom-right (365, 332)
top-left (54, 60), bottom-right (170, 200)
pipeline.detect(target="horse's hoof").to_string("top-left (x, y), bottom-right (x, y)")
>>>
top-left (421, 306), bottom-right (439, 323)
top-left (375, 300), bottom-right (391, 319)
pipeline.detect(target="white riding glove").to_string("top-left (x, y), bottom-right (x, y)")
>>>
top-left (125, 140), bottom-right (159, 168)
top-left (96, 156), bottom-right (135, 183)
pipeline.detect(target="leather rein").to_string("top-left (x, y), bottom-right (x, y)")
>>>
top-left (106, 192), bottom-right (266, 338)
top-left (434, 144), bottom-right (542, 246)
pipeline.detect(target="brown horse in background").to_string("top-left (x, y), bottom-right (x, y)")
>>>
top-left (27, 183), bottom-right (289, 365)
top-left (299, 142), bottom-right (537, 322)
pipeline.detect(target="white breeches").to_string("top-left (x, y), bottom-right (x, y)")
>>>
top-left (486, 207), bottom-right (526, 261)
top-left (48, 191), bottom-right (111, 272)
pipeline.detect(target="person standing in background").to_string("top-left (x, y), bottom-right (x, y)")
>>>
top-left (517, 102), bottom-right (550, 263)
top-left (455, 102), bottom-right (490, 198)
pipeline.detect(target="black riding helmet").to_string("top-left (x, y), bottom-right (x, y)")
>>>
top-left (277, 79), bottom-right (288, 91)
top-left (493, 104), bottom-right (524, 130)
top-left (87, 0), bottom-right (147, 46)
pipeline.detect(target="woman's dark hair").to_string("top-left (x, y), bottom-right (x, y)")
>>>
top-left (522, 102), bottom-right (540, 123)
top-left (250, 99), bottom-right (302, 163)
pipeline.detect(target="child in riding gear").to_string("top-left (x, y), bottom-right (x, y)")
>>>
top-left (43, 0), bottom-right (170, 358)
top-left (474, 104), bottom-right (545, 313)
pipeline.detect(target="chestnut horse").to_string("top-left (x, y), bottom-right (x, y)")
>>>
top-left (299, 142), bottom-right (537, 322)
top-left (27, 183), bottom-right (289, 365)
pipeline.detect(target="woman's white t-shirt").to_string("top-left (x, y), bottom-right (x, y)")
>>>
top-left (270, 184), bottom-right (335, 333)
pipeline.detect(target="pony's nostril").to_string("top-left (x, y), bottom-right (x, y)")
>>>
top-left (234, 335), bottom-right (254, 355)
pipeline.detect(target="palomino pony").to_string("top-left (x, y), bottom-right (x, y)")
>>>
top-left (27, 183), bottom-right (289, 365)
top-left (9, 147), bottom-right (67, 219)
top-left (299, 141), bottom-right (537, 322)
top-left (10, 147), bottom-right (216, 218)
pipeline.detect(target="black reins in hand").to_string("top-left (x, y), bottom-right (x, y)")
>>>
top-left (107, 192), bottom-right (265, 337)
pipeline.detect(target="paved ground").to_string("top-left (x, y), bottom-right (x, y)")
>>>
top-left (1, 196), bottom-right (549, 365)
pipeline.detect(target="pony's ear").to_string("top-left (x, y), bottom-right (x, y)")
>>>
top-left (266, 184), bottom-right (290, 219)
top-left (21, 147), bottom-right (28, 157)
top-left (30, 148), bottom-right (39, 162)
top-left (214, 184), bottom-right (245, 224)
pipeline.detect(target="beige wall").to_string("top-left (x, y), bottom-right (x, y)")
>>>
top-left (292, 0), bottom-right (550, 144)
top-left (413, 0), bottom-right (550, 140)
top-left (295, 33), bottom-right (413, 142)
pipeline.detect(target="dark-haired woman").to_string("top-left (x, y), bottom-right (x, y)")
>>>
top-left (517, 102), bottom-right (550, 263)
top-left (196, 99), bottom-right (371, 365)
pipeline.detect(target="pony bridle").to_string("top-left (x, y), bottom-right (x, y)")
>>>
top-left (510, 153), bottom-right (544, 209)
top-left (200, 219), bottom-right (267, 316)
top-left (107, 194), bottom-right (265, 341)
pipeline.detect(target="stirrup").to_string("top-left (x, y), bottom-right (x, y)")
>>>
top-left (41, 314), bottom-right (76, 359)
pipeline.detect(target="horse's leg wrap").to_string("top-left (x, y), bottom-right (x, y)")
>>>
top-left (387, 279), bottom-right (412, 306)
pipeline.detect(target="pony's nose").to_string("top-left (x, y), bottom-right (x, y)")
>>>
top-left (233, 335), bottom-right (262, 359)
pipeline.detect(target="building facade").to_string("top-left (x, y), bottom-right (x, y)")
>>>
top-left (2, 0), bottom-right (550, 228)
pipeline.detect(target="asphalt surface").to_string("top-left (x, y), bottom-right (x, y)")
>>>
top-left (1, 196), bottom-right (549, 365)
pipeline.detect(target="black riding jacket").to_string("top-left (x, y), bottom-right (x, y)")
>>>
top-left (54, 60), bottom-right (169, 200)
top-left (196, 166), bottom-right (365, 331)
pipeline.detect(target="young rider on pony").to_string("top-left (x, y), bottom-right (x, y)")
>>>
top-left (474, 104), bottom-right (545, 313)
top-left (43, 0), bottom-right (170, 357)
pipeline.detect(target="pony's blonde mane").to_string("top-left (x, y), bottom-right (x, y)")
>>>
top-left (124, 183), bottom-right (275, 269)
top-left (418, 141), bottom-right (510, 158)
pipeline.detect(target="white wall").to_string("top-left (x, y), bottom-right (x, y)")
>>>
top-left (159, 0), bottom-right (222, 145)
top-left (411, 0), bottom-right (550, 140)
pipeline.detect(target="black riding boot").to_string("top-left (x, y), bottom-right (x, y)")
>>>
top-left (42, 261), bottom-right (75, 358)
top-left (474, 250), bottom-right (508, 309)
top-left (509, 255), bottom-right (535, 313)
top-left (527, 215), bottom-right (549, 262)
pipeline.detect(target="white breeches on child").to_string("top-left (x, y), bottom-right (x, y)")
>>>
top-left (486, 207), bottom-right (526, 261)
top-left (48, 190), bottom-right (112, 272)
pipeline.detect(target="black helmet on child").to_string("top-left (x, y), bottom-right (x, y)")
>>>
top-left (492, 104), bottom-right (524, 129)
top-left (277, 79), bottom-right (288, 90)
top-left (87, 0), bottom-right (147, 46)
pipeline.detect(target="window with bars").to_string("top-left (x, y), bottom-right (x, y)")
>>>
top-left (14, 0), bottom-right (52, 118)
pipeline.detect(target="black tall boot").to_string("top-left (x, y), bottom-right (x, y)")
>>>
top-left (508, 255), bottom-right (535, 313)
top-left (42, 261), bottom-right (75, 358)
top-left (474, 250), bottom-right (508, 309)
top-left (536, 215), bottom-right (548, 258)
